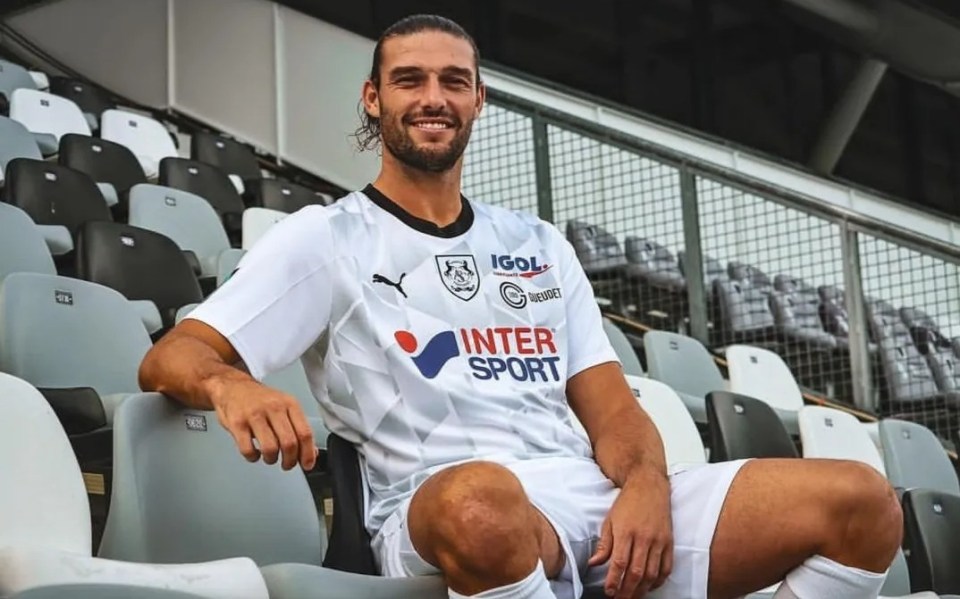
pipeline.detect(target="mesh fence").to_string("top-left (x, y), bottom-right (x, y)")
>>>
top-left (857, 235), bottom-right (960, 440)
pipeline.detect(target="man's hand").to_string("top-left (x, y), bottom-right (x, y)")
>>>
top-left (588, 467), bottom-right (673, 598)
top-left (209, 378), bottom-right (317, 471)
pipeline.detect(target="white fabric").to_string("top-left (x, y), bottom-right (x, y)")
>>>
top-left (374, 456), bottom-right (748, 599)
top-left (798, 406), bottom-right (886, 475)
top-left (447, 561), bottom-right (554, 599)
top-left (10, 89), bottom-right (90, 142)
top-left (242, 207), bottom-right (287, 250)
top-left (100, 109), bottom-right (176, 180)
top-left (0, 547), bottom-right (269, 599)
top-left (774, 555), bottom-right (886, 599)
top-left (188, 189), bottom-right (619, 537)
top-left (725, 345), bottom-right (804, 413)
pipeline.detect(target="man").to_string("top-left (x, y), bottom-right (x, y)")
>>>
top-left (139, 14), bottom-right (902, 599)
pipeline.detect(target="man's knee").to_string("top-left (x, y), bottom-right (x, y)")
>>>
top-left (408, 461), bottom-right (538, 574)
top-left (822, 461), bottom-right (903, 565)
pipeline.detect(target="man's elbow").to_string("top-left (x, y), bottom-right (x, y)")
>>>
top-left (138, 345), bottom-right (162, 392)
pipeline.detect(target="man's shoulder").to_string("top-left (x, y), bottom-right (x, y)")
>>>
top-left (471, 200), bottom-right (565, 245)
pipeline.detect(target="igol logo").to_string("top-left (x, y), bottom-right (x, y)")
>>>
top-left (395, 327), bottom-right (561, 382)
top-left (491, 254), bottom-right (552, 278)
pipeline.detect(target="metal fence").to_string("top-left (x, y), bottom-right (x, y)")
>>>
top-left (463, 89), bottom-right (960, 442)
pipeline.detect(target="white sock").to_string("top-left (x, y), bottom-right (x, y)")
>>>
top-left (448, 560), bottom-right (555, 599)
top-left (773, 555), bottom-right (887, 599)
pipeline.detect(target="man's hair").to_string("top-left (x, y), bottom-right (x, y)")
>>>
top-left (354, 14), bottom-right (481, 152)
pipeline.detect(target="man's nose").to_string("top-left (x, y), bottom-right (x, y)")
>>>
top-left (421, 77), bottom-right (446, 110)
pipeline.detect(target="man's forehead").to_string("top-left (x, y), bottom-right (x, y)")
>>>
top-left (381, 31), bottom-right (475, 73)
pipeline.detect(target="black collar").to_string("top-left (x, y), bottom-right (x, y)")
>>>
top-left (362, 184), bottom-right (474, 238)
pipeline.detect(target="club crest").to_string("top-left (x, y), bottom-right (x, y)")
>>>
top-left (436, 254), bottom-right (479, 301)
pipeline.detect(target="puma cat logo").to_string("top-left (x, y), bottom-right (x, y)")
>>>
top-left (373, 273), bottom-right (407, 298)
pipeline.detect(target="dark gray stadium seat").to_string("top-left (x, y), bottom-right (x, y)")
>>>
top-left (866, 299), bottom-right (942, 406)
top-left (59, 133), bottom-right (146, 215)
top-left (191, 132), bottom-right (261, 191)
top-left (901, 307), bottom-right (952, 355)
top-left (705, 391), bottom-right (799, 461)
top-left (817, 285), bottom-right (878, 353)
top-left (258, 179), bottom-right (332, 213)
top-left (324, 432), bottom-right (376, 575)
top-left (2, 158), bottom-right (111, 243)
top-left (902, 488), bottom-right (960, 594)
top-left (770, 275), bottom-right (836, 350)
top-left (158, 157), bottom-right (245, 241)
top-left (76, 221), bottom-right (203, 332)
top-left (49, 76), bottom-right (114, 130)
top-left (566, 219), bottom-right (627, 278)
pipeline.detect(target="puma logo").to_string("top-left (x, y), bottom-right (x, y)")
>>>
top-left (373, 273), bottom-right (407, 298)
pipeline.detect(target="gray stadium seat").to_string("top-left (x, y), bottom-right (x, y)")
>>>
top-left (49, 76), bottom-right (114, 130)
top-left (191, 132), bottom-right (261, 194)
top-left (159, 157), bottom-right (245, 241)
top-left (76, 221), bottom-right (203, 332)
top-left (100, 109), bottom-right (177, 180)
top-left (566, 219), bottom-right (627, 278)
top-left (59, 133), bottom-right (147, 213)
top-left (0, 116), bottom-right (42, 185)
top-left (770, 275), bottom-right (836, 350)
top-left (0, 202), bottom-right (56, 281)
top-left (713, 277), bottom-right (778, 345)
top-left (902, 489), bottom-right (960, 595)
top-left (643, 330), bottom-right (724, 424)
top-left (10, 88), bottom-right (90, 152)
top-left (818, 285), bottom-right (878, 352)
top-left (901, 307), bottom-right (953, 355)
top-left (601, 317), bottom-right (644, 377)
top-left (216, 248), bottom-right (246, 287)
top-left (632, 376), bottom-right (707, 470)
top-left (880, 419), bottom-right (959, 494)
top-left (0, 59), bottom-right (36, 109)
top-left (797, 406), bottom-right (885, 474)
top-left (728, 261), bottom-right (773, 292)
top-left (128, 184), bottom-right (231, 282)
top-left (723, 345), bottom-right (803, 435)
top-left (866, 299), bottom-right (942, 407)
top-left (242, 207), bottom-right (288, 250)
top-left (623, 236), bottom-right (687, 324)
top-left (705, 391), bottom-right (799, 461)
top-left (0, 272), bottom-right (151, 426)
top-left (100, 392), bottom-right (443, 599)
top-left (0, 373), bottom-right (270, 599)
top-left (258, 179), bottom-right (332, 213)
top-left (678, 251), bottom-right (728, 289)
top-left (9, 586), bottom-right (209, 599)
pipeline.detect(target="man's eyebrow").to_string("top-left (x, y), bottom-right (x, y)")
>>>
top-left (387, 65), bottom-right (474, 81)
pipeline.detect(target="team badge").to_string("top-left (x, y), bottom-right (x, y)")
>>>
top-left (436, 254), bottom-right (479, 301)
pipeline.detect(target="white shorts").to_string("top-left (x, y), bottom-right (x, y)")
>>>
top-left (372, 456), bottom-right (749, 599)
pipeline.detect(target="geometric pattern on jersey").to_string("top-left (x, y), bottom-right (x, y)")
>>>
top-left (188, 187), bottom-right (618, 536)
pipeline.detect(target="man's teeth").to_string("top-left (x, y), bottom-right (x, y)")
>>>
top-left (415, 122), bottom-right (450, 129)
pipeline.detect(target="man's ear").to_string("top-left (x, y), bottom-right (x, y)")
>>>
top-left (362, 80), bottom-right (381, 119)
top-left (475, 80), bottom-right (486, 117)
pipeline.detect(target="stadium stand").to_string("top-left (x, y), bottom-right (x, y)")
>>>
top-left (158, 157), bottom-right (246, 241)
top-left (190, 132), bottom-right (261, 198)
top-left (48, 76), bottom-right (114, 131)
top-left (258, 178), bottom-right (333, 213)
top-left (798, 406), bottom-right (886, 475)
top-left (59, 132), bottom-right (147, 215)
top-left (902, 489), bottom-right (960, 595)
top-left (10, 88), bottom-right (89, 153)
top-left (643, 330), bottom-right (723, 425)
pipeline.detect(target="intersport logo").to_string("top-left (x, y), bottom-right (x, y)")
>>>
top-left (490, 254), bottom-right (552, 278)
top-left (395, 327), bottom-right (561, 382)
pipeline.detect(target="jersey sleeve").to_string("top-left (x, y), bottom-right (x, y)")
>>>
top-left (555, 229), bottom-right (621, 379)
top-left (186, 207), bottom-right (336, 381)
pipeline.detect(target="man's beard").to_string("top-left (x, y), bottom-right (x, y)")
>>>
top-left (380, 109), bottom-right (475, 173)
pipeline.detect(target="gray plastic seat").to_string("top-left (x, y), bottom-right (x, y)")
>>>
top-left (0, 59), bottom-right (37, 109)
top-left (0, 116), bottom-right (42, 184)
top-left (713, 278), bottom-right (777, 343)
top-left (770, 275), bottom-right (836, 350)
top-left (9, 585), bottom-right (210, 599)
top-left (0, 203), bottom-right (56, 281)
top-left (602, 317), bottom-right (644, 377)
top-left (566, 219), bottom-right (627, 278)
top-left (866, 300), bottom-right (941, 406)
top-left (705, 391), bottom-right (800, 462)
top-left (100, 392), bottom-right (443, 599)
top-left (191, 132), bottom-right (261, 193)
top-left (643, 331), bottom-right (723, 424)
top-left (49, 76), bottom-right (115, 130)
top-left (128, 184), bottom-right (231, 280)
top-left (623, 237), bottom-right (687, 323)
top-left (728, 261), bottom-right (772, 293)
top-left (902, 489), bottom-right (960, 595)
top-left (159, 157), bottom-right (245, 239)
top-left (880, 419), bottom-right (960, 495)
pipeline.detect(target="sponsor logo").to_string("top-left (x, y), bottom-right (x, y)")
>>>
top-left (372, 272), bottom-right (407, 298)
top-left (54, 290), bottom-right (73, 305)
top-left (395, 327), bottom-right (561, 382)
top-left (491, 254), bottom-right (552, 278)
top-left (527, 287), bottom-right (562, 303)
top-left (500, 282), bottom-right (526, 309)
top-left (436, 255), bottom-right (479, 301)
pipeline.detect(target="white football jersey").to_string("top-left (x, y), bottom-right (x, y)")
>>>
top-left (189, 185), bottom-right (619, 535)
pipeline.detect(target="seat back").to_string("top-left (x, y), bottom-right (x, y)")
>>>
top-left (714, 279), bottom-right (776, 334)
top-left (76, 221), bottom-right (203, 329)
top-left (0, 116), bottom-right (42, 181)
top-left (258, 179), bottom-right (331, 213)
top-left (705, 391), bottom-right (799, 461)
top-left (901, 488), bottom-right (960, 594)
top-left (797, 406), bottom-right (885, 474)
top-left (602, 318), bottom-right (644, 377)
top-left (724, 345), bottom-right (804, 413)
top-left (728, 261), bottom-right (772, 292)
top-left (678, 252), bottom-right (727, 288)
top-left (565, 219), bottom-right (626, 277)
top-left (643, 331), bottom-right (724, 400)
top-left (242, 207), bottom-right (287, 250)
top-left (630, 376), bottom-right (706, 468)
top-left (624, 237), bottom-right (684, 278)
top-left (10, 88), bottom-right (90, 141)
top-left (100, 109), bottom-right (177, 175)
top-left (59, 133), bottom-right (146, 196)
top-left (9, 585), bottom-right (210, 599)
top-left (323, 433), bottom-right (378, 574)
top-left (159, 157), bottom-right (245, 233)
top-left (191, 132), bottom-right (261, 183)
top-left (99, 392), bottom-right (325, 566)
top-left (817, 285), bottom-right (850, 337)
top-left (0, 202), bottom-right (56, 281)
top-left (770, 276), bottom-right (835, 348)
top-left (3, 158), bottom-right (111, 238)
top-left (927, 349), bottom-right (960, 393)
top-left (128, 184), bottom-right (230, 279)
top-left (880, 419), bottom-right (960, 494)
top-left (900, 306), bottom-right (949, 355)
top-left (0, 373), bottom-right (91, 554)
top-left (867, 301), bottom-right (940, 403)
top-left (49, 76), bottom-right (114, 121)
top-left (0, 272), bottom-right (150, 397)
top-left (0, 59), bottom-right (37, 102)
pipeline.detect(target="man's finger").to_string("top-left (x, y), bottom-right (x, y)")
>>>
top-left (268, 410), bottom-right (300, 471)
top-left (636, 543), bottom-right (664, 597)
top-left (249, 416), bottom-right (280, 465)
top-left (653, 541), bottom-right (673, 590)
top-left (588, 519), bottom-right (613, 567)
top-left (287, 406), bottom-right (317, 471)
top-left (604, 533), bottom-right (632, 597)
top-left (614, 536), bottom-right (647, 599)
top-left (229, 422), bottom-right (260, 462)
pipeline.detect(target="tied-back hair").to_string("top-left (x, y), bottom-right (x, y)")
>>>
top-left (353, 14), bottom-right (481, 153)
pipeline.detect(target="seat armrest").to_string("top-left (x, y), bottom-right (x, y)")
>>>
top-left (96, 182), bottom-right (119, 207)
top-left (36, 224), bottom-right (74, 256)
top-left (130, 299), bottom-right (163, 335)
top-left (33, 132), bottom-right (58, 157)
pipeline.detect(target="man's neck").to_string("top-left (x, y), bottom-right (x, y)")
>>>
top-left (371, 156), bottom-right (464, 228)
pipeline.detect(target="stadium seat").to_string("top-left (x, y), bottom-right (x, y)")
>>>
top-left (10, 88), bottom-right (90, 155)
top-left (0, 59), bottom-right (36, 111)
top-left (242, 207), bottom-right (287, 250)
top-left (643, 330), bottom-right (724, 424)
top-left (0, 116), bottom-right (42, 184)
top-left (0, 373), bottom-right (269, 599)
top-left (49, 76), bottom-right (114, 131)
top-left (59, 133), bottom-right (147, 214)
top-left (879, 419), bottom-right (959, 495)
top-left (0, 272), bottom-right (151, 429)
top-left (216, 248), bottom-right (246, 286)
top-left (100, 109), bottom-right (177, 179)
top-left (818, 285), bottom-right (877, 352)
top-left (901, 307), bottom-right (953, 355)
top-left (258, 179), bottom-right (332, 213)
top-left (678, 251), bottom-right (728, 289)
top-left (191, 132), bottom-right (261, 196)
top-left (713, 276), bottom-right (778, 345)
top-left (705, 391), bottom-right (799, 461)
top-left (601, 317), bottom-right (644, 377)
top-left (631, 376), bottom-right (707, 470)
top-left (159, 157), bottom-right (245, 241)
top-left (0, 202), bottom-right (56, 281)
top-left (728, 261), bottom-right (773, 293)
top-left (76, 221), bottom-right (203, 332)
top-left (100, 392), bottom-right (443, 599)
top-left (2, 159), bottom-right (112, 247)
top-left (8, 585), bottom-right (212, 599)
top-left (901, 488), bottom-right (960, 595)
top-left (797, 406), bottom-right (885, 474)
top-left (323, 432), bottom-right (377, 575)
top-left (566, 219), bottom-right (627, 278)
top-left (724, 345), bottom-right (803, 434)
top-left (866, 299), bottom-right (943, 408)
top-left (623, 236), bottom-right (687, 325)
top-left (770, 275), bottom-right (837, 350)
top-left (127, 184), bottom-right (231, 284)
